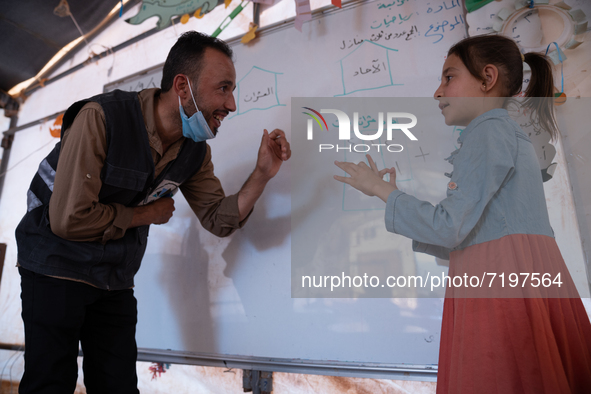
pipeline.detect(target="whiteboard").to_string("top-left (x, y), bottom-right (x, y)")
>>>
top-left (131, 0), bottom-right (468, 377)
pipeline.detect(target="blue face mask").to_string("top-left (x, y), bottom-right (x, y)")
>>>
top-left (179, 76), bottom-right (215, 142)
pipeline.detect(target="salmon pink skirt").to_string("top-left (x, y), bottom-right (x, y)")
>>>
top-left (436, 234), bottom-right (591, 394)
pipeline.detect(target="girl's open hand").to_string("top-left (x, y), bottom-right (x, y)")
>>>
top-left (334, 154), bottom-right (398, 203)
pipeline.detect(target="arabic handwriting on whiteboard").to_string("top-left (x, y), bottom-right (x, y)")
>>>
top-left (340, 24), bottom-right (419, 51)
top-left (369, 25), bottom-right (420, 44)
top-left (340, 37), bottom-right (365, 50)
top-left (243, 87), bottom-right (274, 103)
top-left (521, 119), bottom-right (543, 136)
top-left (425, 0), bottom-right (460, 14)
top-left (353, 59), bottom-right (388, 77)
top-left (331, 114), bottom-right (396, 130)
top-left (377, 0), bottom-right (409, 9)
top-left (425, 14), bottom-right (465, 44)
top-left (127, 76), bottom-right (159, 92)
top-left (370, 13), bottom-right (414, 30)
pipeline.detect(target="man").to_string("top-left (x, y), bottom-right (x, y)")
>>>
top-left (15, 31), bottom-right (290, 393)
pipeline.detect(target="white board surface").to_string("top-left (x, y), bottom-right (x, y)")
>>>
top-left (133, 0), bottom-right (467, 368)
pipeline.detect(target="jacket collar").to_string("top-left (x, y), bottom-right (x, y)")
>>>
top-left (457, 108), bottom-right (509, 144)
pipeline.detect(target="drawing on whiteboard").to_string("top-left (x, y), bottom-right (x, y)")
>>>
top-left (335, 41), bottom-right (402, 97)
top-left (233, 66), bottom-right (285, 117)
top-left (415, 146), bottom-right (429, 162)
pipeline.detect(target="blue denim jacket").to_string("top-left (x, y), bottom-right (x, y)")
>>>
top-left (385, 108), bottom-right (554, 260)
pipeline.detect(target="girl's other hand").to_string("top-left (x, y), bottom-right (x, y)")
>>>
top-left (334, 154), bottom-right (398, 203)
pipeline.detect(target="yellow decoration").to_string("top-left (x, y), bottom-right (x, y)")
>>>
top-left (225, 0), bottom-right (232, 9)
top-left (180, 13), bottom-right (190, 24)
top-left (194, 8), bottom-right (204, 18)
top-left (241, 23), bottom-right (258, 44)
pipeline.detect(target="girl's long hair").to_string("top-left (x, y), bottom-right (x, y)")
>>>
top-left (448, 35), bottom-right (558, 140)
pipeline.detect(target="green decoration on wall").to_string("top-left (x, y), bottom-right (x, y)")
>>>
top-left (464, 0), bottom-right (495, 13)
top-left (126, 0), bottom-right (221, 29)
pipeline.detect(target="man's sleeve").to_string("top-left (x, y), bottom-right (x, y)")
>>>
top-left (48, 103), bottom-right (134, 243)
top-left (180, 144), bottom-right (251, 237)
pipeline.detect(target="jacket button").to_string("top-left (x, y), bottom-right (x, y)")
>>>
top-left (448, 181), bottom-right (457, 190)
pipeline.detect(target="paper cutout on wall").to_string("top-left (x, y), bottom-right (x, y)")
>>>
top-left (49, 114), bottom-right (64, 138)
top-left (295, 0), bottom-right (312, 32)
top-left (126, 0), bottom-right (220, 29)
top-left (464, 0), bottom-right (495, 13)
top-left (242, 23), bottom-right (258, 44)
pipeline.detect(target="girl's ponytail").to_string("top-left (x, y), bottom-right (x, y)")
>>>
top-left (523, 52), bottom-right (559, 140)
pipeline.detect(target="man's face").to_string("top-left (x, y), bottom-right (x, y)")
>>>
top-left (187, 47), bottom-right (237, 135)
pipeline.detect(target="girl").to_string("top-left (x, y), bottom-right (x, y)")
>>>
top-left (334, 35), bottom-right (591, 393)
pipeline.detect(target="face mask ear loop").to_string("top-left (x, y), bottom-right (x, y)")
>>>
top-left (185, 76), bottom-right (200, 112)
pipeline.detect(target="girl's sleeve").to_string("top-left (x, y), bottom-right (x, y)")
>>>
top-left (385, 118), bottom-right (517, 249)
top-left (412, 240), bottom-right (451, 260)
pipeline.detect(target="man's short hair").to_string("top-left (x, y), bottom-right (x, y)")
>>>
top-left (160, 31), bottom-right (234, 92)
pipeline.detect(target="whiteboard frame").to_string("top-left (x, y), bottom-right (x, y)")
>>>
top-left (137, 348), bottom-right (438, 381)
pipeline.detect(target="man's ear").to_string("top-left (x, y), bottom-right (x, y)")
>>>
top-left (172, 74), bottom-right (189, 99)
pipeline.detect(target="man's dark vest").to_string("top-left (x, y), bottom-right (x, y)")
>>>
top-left (15, 90), bottom-right (206, 290)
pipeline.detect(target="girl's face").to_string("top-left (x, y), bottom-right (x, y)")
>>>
top-left (434, 54), bottom-right (487, 126)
